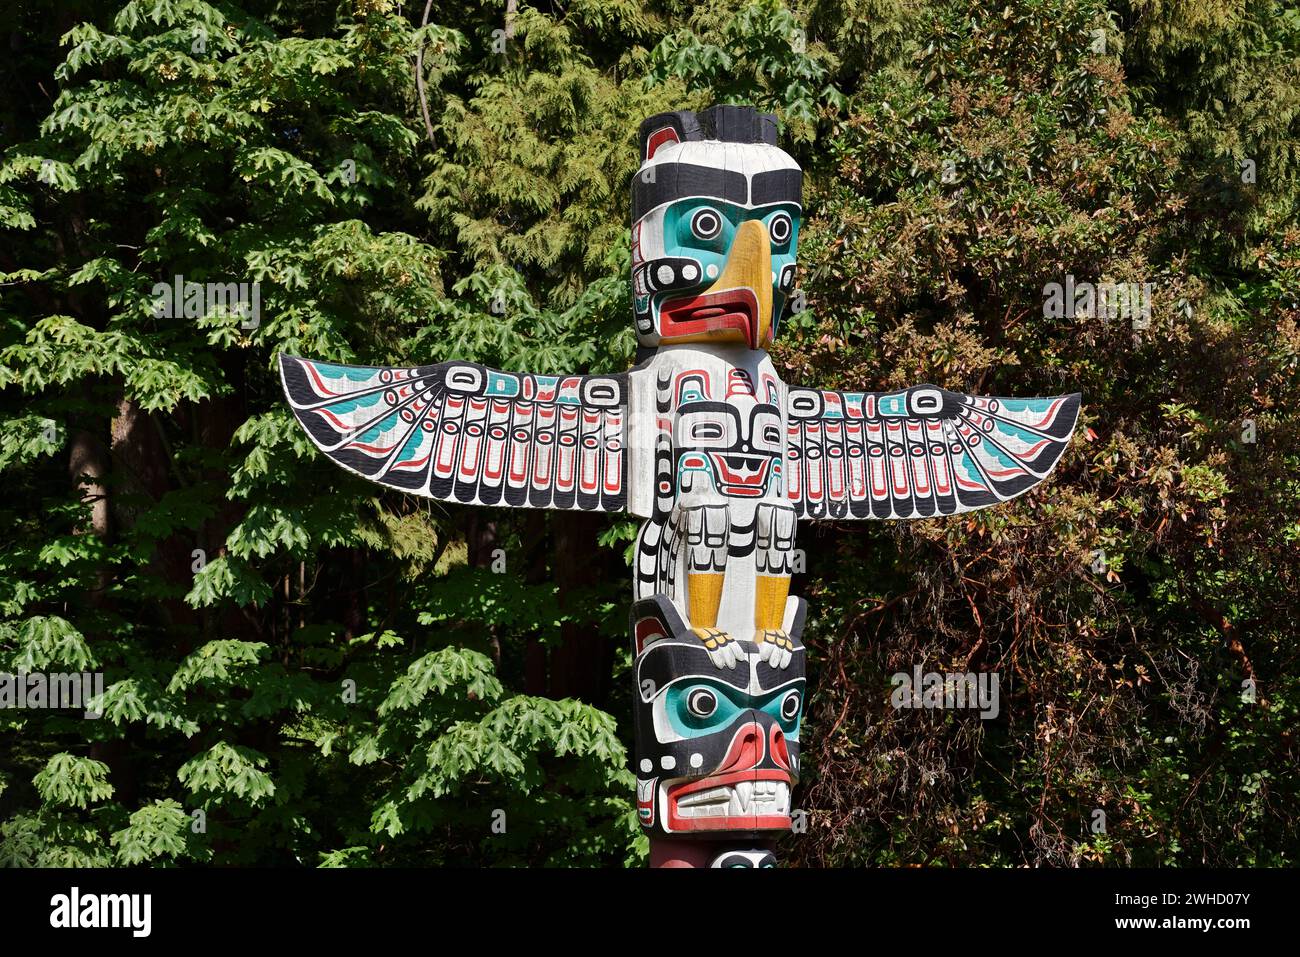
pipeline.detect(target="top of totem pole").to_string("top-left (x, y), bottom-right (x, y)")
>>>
top-left (630, 105), bottom-right (803, 352)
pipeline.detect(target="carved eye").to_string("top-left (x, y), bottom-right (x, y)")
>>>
top-left (692, 422), bottom-right (724, 441)
top-left (768, 212), bottom-right (792, 245)
top-left (780, 690), bottom-right (801, 722)
top-left (907, 387), bottom-right (944, 416)
top-left (691, 207), bottom-right (722, 241)
top-left (687, 688), bottom-right (717, 718)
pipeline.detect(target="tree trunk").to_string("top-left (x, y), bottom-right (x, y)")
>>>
top-left (549, 511), bottom-right (608, 702)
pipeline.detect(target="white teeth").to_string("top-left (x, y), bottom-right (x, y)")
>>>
top-left (736, 782), bottom-right (755, 813)
top-left (678, 786), bottom-right (730, 808)
top-left (674, 781), bottom-right (792, 818)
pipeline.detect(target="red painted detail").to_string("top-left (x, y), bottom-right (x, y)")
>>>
top-left (706, 453), bottom-right (772, 496)
top-left (391, 452), bottom-right (431, 471)
top-left (665, 769), bottom-right (792, 833)
top-left (769, 724), bottom-right (792, 772)
top-left (659, 288), bottom-right (761, 348)
top-left (726, 369), bottom-right (756, 397)
top-left (634, 617), bottom-right (666, 655)
top-left (304, 361), bottom-right (351, 397)
top-left (645, 126), bottom-right (679, 160)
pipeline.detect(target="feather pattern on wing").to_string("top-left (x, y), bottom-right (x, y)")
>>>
top-left (279, 354), bottom-right (630, 512)
top-left (785, 384), bottom-right (1080, 520)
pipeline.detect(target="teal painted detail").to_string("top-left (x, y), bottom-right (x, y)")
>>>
top-left (662, 198), bottom-right (801, 306)
top-left (395, 428), bottom-right (423, 462)
top-left (879, 393), bottom-right (908, 416)
top-left (314, 362), bottom-right (377, 382)
top-left (676, 458), bottom-right (714, 485)
top-left (994, 419), bottom-right (1046, 444)
top-left (983, 441), bottom-right (1019, 471)
top-left (957, 448), bottom-right (984, 484)
top-left (666, 679), bottom-right (801, 740)
top-left (485, 371), bottom-right (520, 397)
top-left (997, 397), bottom-right (1053, 413)
top-left (322, 392), bottom-right (382, 414)
top-left (358, 412), bottom-right (398, 444)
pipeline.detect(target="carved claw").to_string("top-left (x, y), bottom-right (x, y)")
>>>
top-left (691, 626), bottom-right (742, 670)
top-left (753, 629), bottom-right (794, 669)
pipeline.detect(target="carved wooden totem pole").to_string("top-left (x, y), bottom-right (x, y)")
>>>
top-left (279, 105), bottom-right (1080, 867)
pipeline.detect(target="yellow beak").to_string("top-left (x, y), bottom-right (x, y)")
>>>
top-left (710, 219), bottom-right (774, 347)
top-left (659, 219), bottom-right (773, 348)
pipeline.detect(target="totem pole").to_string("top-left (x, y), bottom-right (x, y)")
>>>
top-left (279, 105), bottom-right (1080, 867)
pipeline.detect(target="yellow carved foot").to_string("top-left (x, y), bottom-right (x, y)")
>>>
top-left (752, 628), bottom-right (794, 669)
top-left (691, 626), bottom-right (742, 670)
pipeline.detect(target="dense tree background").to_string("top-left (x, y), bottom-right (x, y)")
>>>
top-left (1, 0), bottom-right (1296, 867)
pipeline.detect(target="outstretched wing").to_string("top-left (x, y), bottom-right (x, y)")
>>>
top-left (785, 384), bottom-right (1080, 520)
top-left (279, 354), bottom-right (630, 512)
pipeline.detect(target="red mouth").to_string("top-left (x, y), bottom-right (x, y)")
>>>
top-left (666, 770), bottom-right (793, 832)
top-left (662, 720), bottom-right (795, 833)
top-left (660, 289), bottom-right (760, 348)
top-left (706, 453), bottom-right (772, 496)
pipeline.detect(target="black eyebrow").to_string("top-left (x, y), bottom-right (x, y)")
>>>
top-left (631, 163), bottom-right (748, 221)
top-left (755, 668), bottom-right (806, 696)
top-left (635, 643), bottom-right (751, 694)
top-left (674, 400), bottom-right (740, 419)
top-left (750, 168), bottom-right (803, 207)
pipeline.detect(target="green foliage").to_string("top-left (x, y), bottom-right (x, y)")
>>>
top-left (111, 799), bottom-right (202, 865)
top-left (1, 0), bottom-right (1296, 868)
top-left (7, 616), bottom-right (98, 671)
top-left (784, 0), bottom-right (1299, 867)
top-left (0, 0), bottom-right (650, 867)
top-left (34, 753), bottom-right (113, 809)
top-left (644, 0), bottom-right (846, 136)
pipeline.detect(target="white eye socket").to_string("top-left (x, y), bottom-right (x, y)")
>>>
top-left (750, 412), bottom-right (782, 451)
top-left (677, 412), bottom-right (734, 448)
top-left (768, 212), bottom-right (792, 245)
top-left (908, 388), bottom-right (944, 415)
top-left (780, 690), bottom-right (801, 722)
top-left (687, 688), bottom-right (717, 718)
top-left (691, 207), bottom-right (723, 241)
